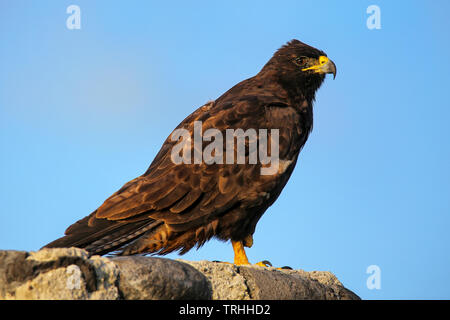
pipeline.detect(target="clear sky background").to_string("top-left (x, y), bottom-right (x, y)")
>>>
top-left (1, 0), bottom-right (449, 299)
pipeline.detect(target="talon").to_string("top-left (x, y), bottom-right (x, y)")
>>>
top-left (231, 239), bottom-right (275, 268)
top-left (280, 266), bottom-right (293, 270)
top-left (255, 260), bottom-right (272, 267)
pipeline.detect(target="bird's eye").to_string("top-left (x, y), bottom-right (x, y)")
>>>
top-left (293, 56), bottom-right (307, 66)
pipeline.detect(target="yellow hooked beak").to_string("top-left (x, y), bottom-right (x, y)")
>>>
top-left (302, 56), bottom-right (337, 79)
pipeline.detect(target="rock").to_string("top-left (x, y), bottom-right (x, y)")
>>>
top-left (179, 260), bottom-right (250, 300)
top-left (0, 248), bottom-right (119, 300)
top-left (181, 260), bottom-right (360, 300)
top-left (111, 256), bottom-right (211, 300)
top-left (0, 250), bottom-right (29, 299)
top-left (0, 248), bottom-right (360, 300)
top-left (238, 267), bottom-right (359, 300)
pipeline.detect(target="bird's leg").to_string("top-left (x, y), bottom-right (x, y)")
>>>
top-left (232, 240), bottom-right (250, 265)
top-left (232, 236), bottom-right (272, 267)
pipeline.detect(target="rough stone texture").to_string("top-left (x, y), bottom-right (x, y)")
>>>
top-left (181, 260), bottom-right (359, 300)
top-left (238, 266), bottom-right (359, 300)
top-left (179, 260), bottom-right (250, 300)
top-left (111, 256), bottom-right (210, 300)
top-left (0, 248), bottom-right (360, 300)
top-left (0, 248), bottom-right (119, 300)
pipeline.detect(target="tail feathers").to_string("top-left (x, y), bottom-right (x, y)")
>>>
top-left (44, 212), bottom-right (162, 256)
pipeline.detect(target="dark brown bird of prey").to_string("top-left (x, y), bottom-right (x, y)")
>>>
top-left (45, 39), bottom-right (336, 265)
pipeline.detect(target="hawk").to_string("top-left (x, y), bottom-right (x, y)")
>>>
top-left (45, 39), bottom-right (336, 265)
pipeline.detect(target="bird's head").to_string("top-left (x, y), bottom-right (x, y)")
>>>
top-left (260, 39), bottom-right (336, 99)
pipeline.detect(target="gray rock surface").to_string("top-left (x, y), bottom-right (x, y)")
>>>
top-left (181, 260), bottom-right (359, 300)
top-left (0, 248), bottom-right (119, 300)
top-left (0, 248), bottom-right (359, 300)
top-left (112, 256), bottom-right (210, 299)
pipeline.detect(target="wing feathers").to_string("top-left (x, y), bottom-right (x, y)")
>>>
top-left (45, 95), bottom-right (302, 256)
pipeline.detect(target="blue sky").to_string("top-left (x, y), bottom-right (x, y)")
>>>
top-left (1, 0), bottom-right (449, 299)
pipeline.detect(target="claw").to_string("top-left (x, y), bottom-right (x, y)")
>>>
top-left (280, 265), bottom-right (293, 270)
top-left (255, 260), bottom-right (272, 267)
top-left (231, 239), bottom-right (288, 269)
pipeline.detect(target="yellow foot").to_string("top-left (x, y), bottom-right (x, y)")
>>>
top-left (255, 261), bottom-right (293, 270)
top-left (230, 238), bottom-right (292, 269)
top-left (231, 239), bottom-right (275, 267)
top-left (255, 260), bottom-right (272, 267)
top-left (215, 260), bottom-right (276, 268)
